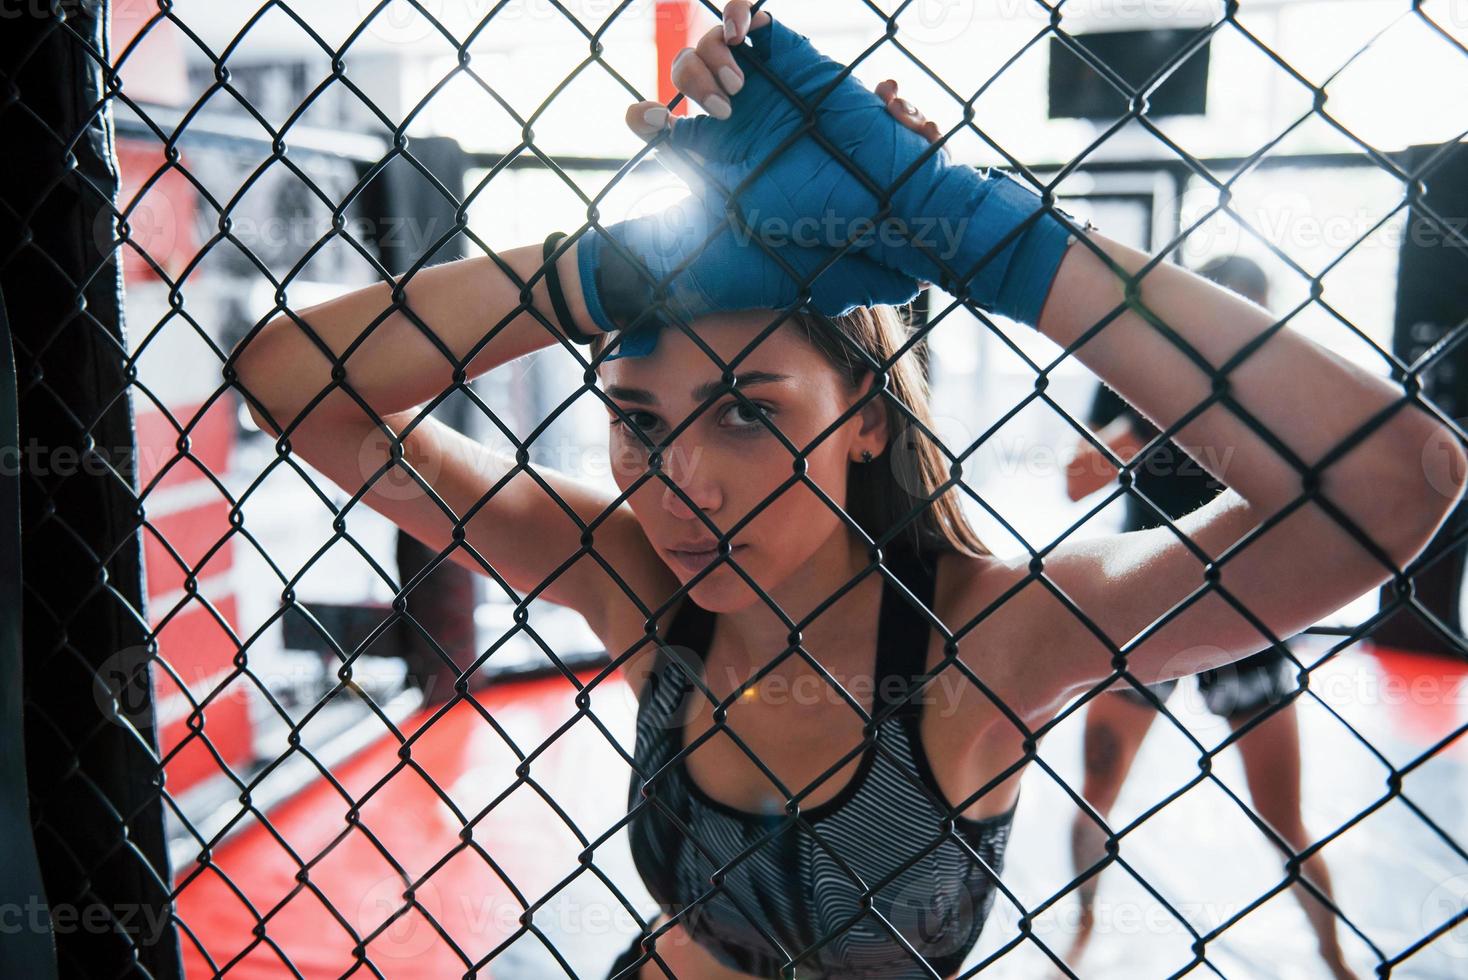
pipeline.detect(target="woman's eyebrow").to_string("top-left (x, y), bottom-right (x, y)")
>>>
top-left (605, 371), bottom-right (792, 406)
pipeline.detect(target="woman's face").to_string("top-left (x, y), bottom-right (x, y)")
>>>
top-left (599, 311), bottom-right (884, 610)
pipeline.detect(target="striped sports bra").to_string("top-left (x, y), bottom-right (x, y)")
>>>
top-left (623, 546), bottom-right (1018, 978)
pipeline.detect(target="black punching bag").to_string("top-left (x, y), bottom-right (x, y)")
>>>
top-left (1374, 141), bottom-right (1468, 658)
top-left (361, 138), bottom-right (482, 702)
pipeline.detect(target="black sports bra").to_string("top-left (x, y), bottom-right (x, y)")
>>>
top-left (622, 546), bottom-right (1017, 978)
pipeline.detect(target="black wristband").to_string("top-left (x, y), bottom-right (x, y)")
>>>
top-left (543, 231), bottom-right (600, 345)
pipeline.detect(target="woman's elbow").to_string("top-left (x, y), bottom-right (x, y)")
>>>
top-left (1355, 419), bottom-right (1468, 571)
top-left (229, 318), bottom-right (299, 435)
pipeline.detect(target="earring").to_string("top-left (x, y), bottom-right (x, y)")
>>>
top-left (860, 449), bottom-right (873, 463)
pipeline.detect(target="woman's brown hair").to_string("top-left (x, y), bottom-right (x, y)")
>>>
top-left (591, 305), bottom-right (991, 561)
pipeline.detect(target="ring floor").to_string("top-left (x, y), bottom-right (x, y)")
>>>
top-left (174, 634), bottom-right (1468, 979)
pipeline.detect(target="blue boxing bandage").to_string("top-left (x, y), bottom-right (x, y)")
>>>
top-left (577, 14), bottom-right (1083, 359)
top-left (713, 17), bottom-right (1082, 327)
top-left (576, 186), bottom-right (922, 360)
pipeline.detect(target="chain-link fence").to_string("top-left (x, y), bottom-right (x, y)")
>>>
top-left (3, 0), bottom-right (1468, 977)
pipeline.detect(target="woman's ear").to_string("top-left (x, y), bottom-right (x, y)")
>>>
top-left (849, 370), bottom-right (890, 460)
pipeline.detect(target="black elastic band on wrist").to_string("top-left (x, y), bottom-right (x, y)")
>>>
top-left (543, 231), bottom-right (599, 345)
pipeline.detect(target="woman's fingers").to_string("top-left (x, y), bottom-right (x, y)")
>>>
top-left (625, 101), bottom-right (671, 141)
top-left (624, 100), bottom-right (721, 189)
top-left (876, 77), bottom-right (941, 286)
top-left (622, 0), bottom-right (770, 137)
top-left (670, 45), bottom-right (732, 118)
top-left (720, 0), bottom-right (768, 45)
top-left (625, 6), bottom-right (940, 185)
top-left (694, 27), bottom-right (744, 100)
top-left (623, 101), bottom-right (715, 184)
top-left (667, 2), bottom-right (774, 120)
top-left (892, 99), bottom-right (941, 145)
top-left (877, 77), bottom-right (941, 146)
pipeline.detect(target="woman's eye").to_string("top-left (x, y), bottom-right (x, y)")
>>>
top-left (721, 401), bottom-right (773, 432)
top-left (610, 410), bottom-right (659, 436)
top-left (611, 404), bottom-right (772, 438)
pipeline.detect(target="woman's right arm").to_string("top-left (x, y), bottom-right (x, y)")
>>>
top-left (233, 242), bottom-right (595, 431)
top-left (227, 240), bottom-right (680, 643)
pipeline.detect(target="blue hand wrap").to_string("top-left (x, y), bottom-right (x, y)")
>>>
top-left (711, 17), bottom-right (1082, 326)
top-left (577, 192), bottom-right (921, 360)
top-left (578, 16), bottom-right (1083, 359)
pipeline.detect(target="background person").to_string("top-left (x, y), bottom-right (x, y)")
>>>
top-left (1060, 257), bottom-right (1358, 979)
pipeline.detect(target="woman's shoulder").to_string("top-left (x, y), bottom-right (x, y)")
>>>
top-left (925, 547), bottom-right (1056, 718)
top-left (601, 543), bottom-right (1047, 711)
top-left (927, 547), bottom-right (1023, 625)
top-left (590, 531), bottom-right (688, 708)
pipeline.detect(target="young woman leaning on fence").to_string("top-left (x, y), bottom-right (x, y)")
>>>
top-left (229, 3), bottom-right (1460, 976)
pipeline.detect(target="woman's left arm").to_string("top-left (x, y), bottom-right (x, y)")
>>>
top-left (990, 230), bottom-right (1466, 711)
top-left (700, 0), bottom-right (1461, 711)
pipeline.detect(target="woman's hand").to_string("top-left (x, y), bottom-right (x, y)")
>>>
top-left (872, 78), bottom-right (942, 148)
top-left (577, 3), bottom-right (934, 357)
top-left (615, 48), bottom-right (945, 316)
top-left (577, 1), bottom-right (1077, 355)
top-left (636, 2), bottom-right (1072, 318)
top-left (625, 22), bottom-right (941, 148)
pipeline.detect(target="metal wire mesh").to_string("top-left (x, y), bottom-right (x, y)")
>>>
top-left (5, 0), bottom-right (1468, 977)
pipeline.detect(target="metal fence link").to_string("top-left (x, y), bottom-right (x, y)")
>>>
top-left (2, 0), bottom-right (1466, 977)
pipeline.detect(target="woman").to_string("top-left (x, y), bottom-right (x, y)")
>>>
top-left (229, 3), bottom-right (1463, 977)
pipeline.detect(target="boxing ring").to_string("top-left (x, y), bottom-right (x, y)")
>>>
top-left (1, 1), bottom-right (1466, 978)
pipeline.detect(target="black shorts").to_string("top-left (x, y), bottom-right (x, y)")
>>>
top-left (1115, 647), bottom-right (1296, 719)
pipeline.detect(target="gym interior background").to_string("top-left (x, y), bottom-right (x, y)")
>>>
top-left (0, 0), bottom-right (1465, 977)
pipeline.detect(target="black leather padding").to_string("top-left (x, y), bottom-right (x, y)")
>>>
top-left (0, 287), bottom-right (59, 980)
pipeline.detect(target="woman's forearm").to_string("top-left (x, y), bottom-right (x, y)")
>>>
top-left (1034, 230), bottom-right (1464, 555)
top-left (230, 239), bottom-right (598, 434)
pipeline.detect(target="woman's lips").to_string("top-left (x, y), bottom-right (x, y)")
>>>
top-left (668, 543), bottom-right (748, 573)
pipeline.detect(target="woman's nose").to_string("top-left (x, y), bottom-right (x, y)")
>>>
top-left (659, 441), bottom-right (721, 518)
